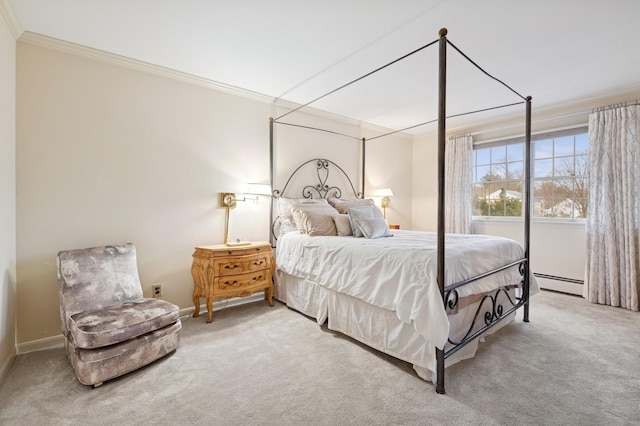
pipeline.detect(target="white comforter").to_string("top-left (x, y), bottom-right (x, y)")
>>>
top-left (276, 230), bottom-right (532, 350)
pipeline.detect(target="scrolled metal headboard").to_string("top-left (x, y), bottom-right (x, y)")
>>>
top-left (273, 158), bottom-right (363, 200)
top-left (271, 158), bottom-right (363, 240)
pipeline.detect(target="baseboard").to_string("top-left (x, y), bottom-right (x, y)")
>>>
top-left (17, 294), bottom-right (266, 354)
top-left (178, 292), bottom-right (265, 319)
top-left (0, 346), bottom-right (17, 386)
top-left (17, 334), bottom-right (64, 354)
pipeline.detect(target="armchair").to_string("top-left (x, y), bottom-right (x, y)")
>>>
top-left (56, 243), bottom-right (181, 387)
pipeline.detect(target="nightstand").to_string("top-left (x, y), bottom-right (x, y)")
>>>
top-left (388, 224), bottom-right (400, 230)
top-left (190, 241), bottom-right (274, 323)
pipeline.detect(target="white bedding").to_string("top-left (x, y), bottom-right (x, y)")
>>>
top-left (276, 229), bottom-right (535, 350)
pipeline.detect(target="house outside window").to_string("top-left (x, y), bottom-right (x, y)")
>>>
top-left (472, 127), bottom-right (588, 219)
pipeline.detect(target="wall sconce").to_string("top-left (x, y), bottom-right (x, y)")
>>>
top-left (374, 188), bottom-right (393, 219)
top-left (221, 183), bottom-right (271, 246)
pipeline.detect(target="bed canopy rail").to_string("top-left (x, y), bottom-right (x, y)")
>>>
top-left (269, 28), bottom-right (532, 395)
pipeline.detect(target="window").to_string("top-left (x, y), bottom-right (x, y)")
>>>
top-left (472, 127), bottom-right (588, 219)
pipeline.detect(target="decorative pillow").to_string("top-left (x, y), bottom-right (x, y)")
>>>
top-left (292, 206), bottom-right (338, 236)
top-left (332, 214), bottom-right (353, 236)
top-left (278, 198), bottom-right (329, 234)
top-left (333, 198), bottom-right (376, 214)
top-left (352, 218), bottom-right (392, 239)
top-left (327, 197), bottom-right (344, 207)
top-left (347, 206), bottom-right (383, 237)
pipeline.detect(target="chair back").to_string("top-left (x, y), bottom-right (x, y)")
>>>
top-left (57, 243), bottom-right (144, 333)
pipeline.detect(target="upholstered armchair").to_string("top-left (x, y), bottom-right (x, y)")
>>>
top-left (56, 243), bottom-right (181, 387)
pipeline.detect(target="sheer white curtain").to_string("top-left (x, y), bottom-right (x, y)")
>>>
top-left (585, 103), bottom-right (640, 311)
top-left (445, 134), bottom-right (473, 234)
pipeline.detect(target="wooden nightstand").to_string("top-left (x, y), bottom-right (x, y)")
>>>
top-left (388, 224), bottom-right (400, 230)
top-left (190, 241), bottom-right (274, 323)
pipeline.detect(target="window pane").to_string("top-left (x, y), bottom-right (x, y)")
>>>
top-left (475, 165), bottom-right (490, 182)
top-left (475, 148), bottom-right (491, 166)
top-left (575, 134), bottom-right (589, 155)
top-left (533, 180), bottom-right (555, 210)
top-left (507, 161), bottom-right (523, 179)
top-left (574, 155), bottom-right (588, 176)
top-left (507, 143), bottom-right (523, 161)
top-left (535, 139), bottom-right (553, 159)
top-left (554, 136), bottom-right (574, 156)
top-left (554, 156), bottom-right (574, 176)
top-left (491, 146), bottom-right (506, 162)
top-left (490, 164), bottom-right (506, 180)
top-left (554, 178), bottom-right (574, 199)
top-left (534, 159), bottom-right (553, 177)
top-left (574, 199), bottom-right (588, 218)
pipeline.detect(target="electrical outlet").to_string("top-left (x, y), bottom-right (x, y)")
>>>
top-left (152, 284), bottom-right (162, 298)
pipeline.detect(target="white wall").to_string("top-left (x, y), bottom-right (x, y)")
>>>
top-left (16, 40), bottom-right (275, 349)
top-left (14, 37), bottom-right (414, 351)
top-left (0, 7), bottom-right (17, 380)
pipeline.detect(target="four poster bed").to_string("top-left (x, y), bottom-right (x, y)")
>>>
top-left (268, 29), bottom-right (534, 394)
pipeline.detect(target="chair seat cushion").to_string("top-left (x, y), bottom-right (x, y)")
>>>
top-left (67, 298), bottom-right (180, 349)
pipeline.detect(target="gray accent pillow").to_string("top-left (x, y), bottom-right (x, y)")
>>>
top-left (352, 218), bottom-right (392, 239)
top-left (347, 206), bottom-right (383, 237)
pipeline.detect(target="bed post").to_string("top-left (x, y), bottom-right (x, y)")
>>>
top-left (435, 27), bottom-right (447, 395)
top-left (269, 117), bottom-right (275, 246)
top-left (362, 137), bottom-right (366, 197)
top-left (523, 97), bottom-right (532, 322)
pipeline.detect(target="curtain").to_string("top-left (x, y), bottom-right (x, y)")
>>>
top-left (585, 103), bottom-right (640, 311)
top-left (445, 134), bottom-right (473, 234)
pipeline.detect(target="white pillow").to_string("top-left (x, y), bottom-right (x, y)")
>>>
top-left (278, 198), bottom-right (329, 234)
top-left (292, 206), bottom-right (338, 236)
top-left (352, 218), bottom-right (392, 239)
top-left (333, 198), bottom-right (375, 214)
top-left (347, 206), bottom-right (383, 237)
top-left (332, 214), bottom-right (353, 236)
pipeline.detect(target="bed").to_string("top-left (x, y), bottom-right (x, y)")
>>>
top-left (268, 29), bottom-right (534, 393)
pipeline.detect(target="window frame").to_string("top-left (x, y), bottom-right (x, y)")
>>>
top-left (472, 126), bottom-right (589, 222)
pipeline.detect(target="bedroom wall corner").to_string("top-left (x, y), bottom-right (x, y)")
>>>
top-left (0, 3), bottom-right (17, 382)
top-left (410, 132), bottom-right (438, 231)
top-left (362, 125), bottom-right (413, 230)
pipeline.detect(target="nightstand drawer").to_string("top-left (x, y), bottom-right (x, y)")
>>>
top-left (213, 252), bottom-right (271, 276)
top-left (215, 269), bottom-right (272, 292)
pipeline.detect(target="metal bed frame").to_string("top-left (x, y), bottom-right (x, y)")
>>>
top-left (268, 28), bottom-right (532, 394)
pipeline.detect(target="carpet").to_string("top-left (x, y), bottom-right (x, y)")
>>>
top-left (1, 290), bottom-right (638, 425)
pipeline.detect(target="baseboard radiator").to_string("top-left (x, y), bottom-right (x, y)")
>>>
top-left (533, 273), bottom-right (584, 285)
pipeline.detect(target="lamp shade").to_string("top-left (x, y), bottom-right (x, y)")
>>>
top-left (245, 183), bottom-right (272, 196)
top-left (374, 188), bottom-right (393, 197)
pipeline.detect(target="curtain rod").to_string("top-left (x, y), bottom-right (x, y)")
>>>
top-left (592, 100), bottom-right (639, 112)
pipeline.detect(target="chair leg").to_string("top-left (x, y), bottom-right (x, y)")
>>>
top-left (93, 382), bottom-right (103, 388)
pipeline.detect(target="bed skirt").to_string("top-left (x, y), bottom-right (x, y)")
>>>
top-left (275, 270), bottom-right (516, 382)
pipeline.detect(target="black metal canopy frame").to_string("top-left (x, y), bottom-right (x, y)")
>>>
top-left (269, 28), bottom-right (532, 394)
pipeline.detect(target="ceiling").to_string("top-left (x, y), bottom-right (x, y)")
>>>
top-left (9, 0), bottom-right (640, 134)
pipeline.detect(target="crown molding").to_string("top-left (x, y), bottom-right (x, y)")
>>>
top-left (18, 31), bottom-right (275, 104)
top-left (0, 0), bottom-right (23, 39)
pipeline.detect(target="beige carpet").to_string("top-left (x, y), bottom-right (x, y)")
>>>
top-left (1, 290), bottom-right (639, 425)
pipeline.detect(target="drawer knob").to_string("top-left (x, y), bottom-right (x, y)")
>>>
top-left (223, 280), bottom-right (239, 287)
top-left (224, 264), bottom-right (240, 270)
top-left (252, 275), bottom-right (263, 281)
